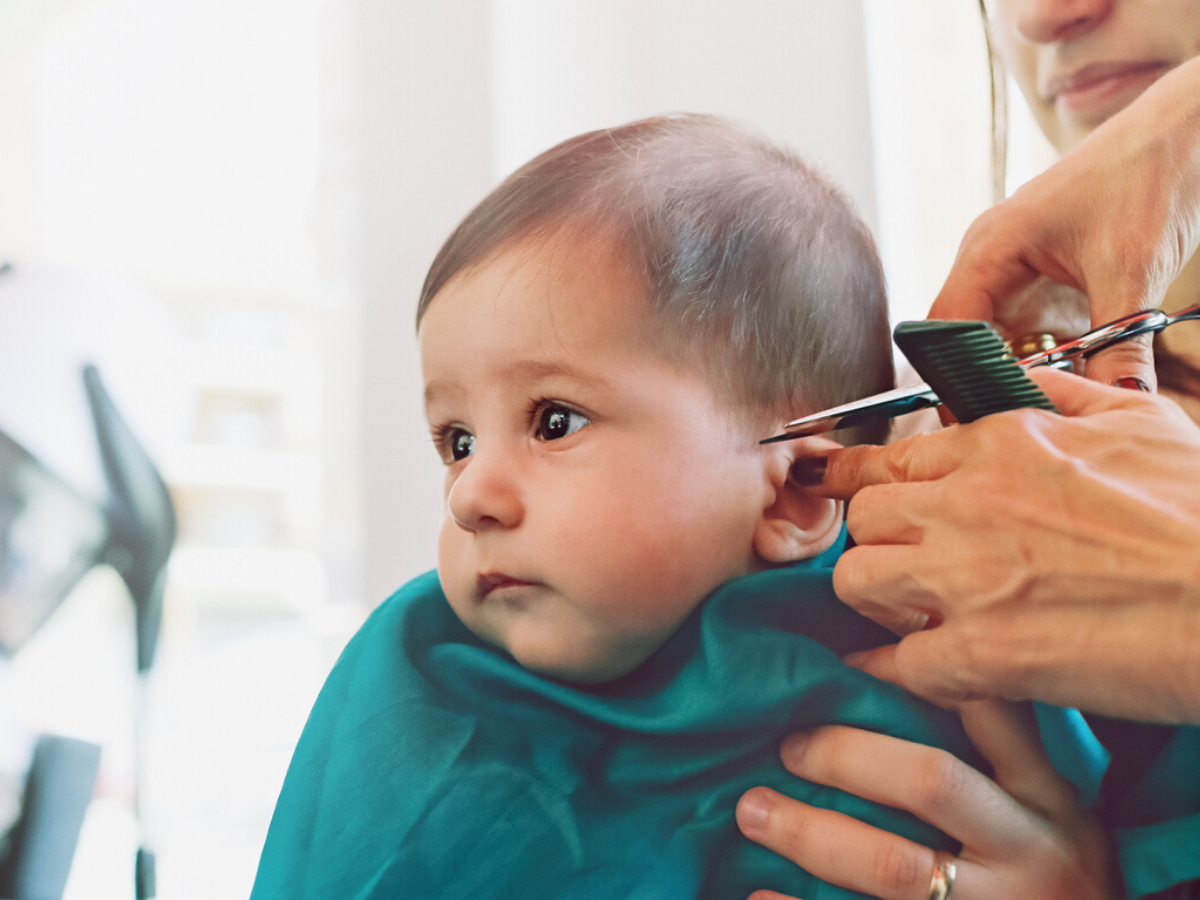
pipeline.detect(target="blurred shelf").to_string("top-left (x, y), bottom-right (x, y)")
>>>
top-left (168, 545), bottom-right (327, 611)
top-left (184, 343), bottom-right (320, 396)
top-left (163, 445), bottom-right (322, 493)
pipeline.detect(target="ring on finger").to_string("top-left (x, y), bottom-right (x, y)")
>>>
top-left (1006, 332), bottom-right (1059, 358)
top-left (927, 850), bottom-right (957, 900)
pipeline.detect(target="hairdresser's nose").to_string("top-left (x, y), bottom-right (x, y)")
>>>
top-left (1008, 0), bottom-right (1113, 43)
top-left (446, 447), bottom-right (524, 532)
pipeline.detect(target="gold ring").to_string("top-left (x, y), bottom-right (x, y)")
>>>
top-left (1006, 332), bottom-right (1059, 358)
top-left (927, 851), bottom-right (957, 900)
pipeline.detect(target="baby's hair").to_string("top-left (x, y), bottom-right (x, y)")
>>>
top-left (417, 114), bottom-right (894, 444)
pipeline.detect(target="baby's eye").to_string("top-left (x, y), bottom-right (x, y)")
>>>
top-left (536, 404), bottom-right (591, 441)
top-left (446, 427), bottom-right (476, 461)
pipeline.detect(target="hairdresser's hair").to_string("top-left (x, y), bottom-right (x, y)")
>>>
top-left (416, 114), bottom-right (894, 444)
top-left (977, 0), bottom-right (1009, 204)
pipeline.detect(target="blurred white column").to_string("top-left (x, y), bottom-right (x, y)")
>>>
top-left (355, 0), bottom-right (495, 603)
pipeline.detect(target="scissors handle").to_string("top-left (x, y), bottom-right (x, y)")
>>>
top-left (1018, 302), bottom-right (1200, 370)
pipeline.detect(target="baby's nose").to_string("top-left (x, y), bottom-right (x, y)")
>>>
top-left (446, 450), bottom-right (524, 532)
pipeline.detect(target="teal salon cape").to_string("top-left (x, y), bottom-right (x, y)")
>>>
top-left (251, 543), bottom-right (976, 900)
top-left (251, 540), bottom-right (1200, 899)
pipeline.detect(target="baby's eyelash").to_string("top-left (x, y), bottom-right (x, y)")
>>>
top-left (429, 424), bottom-right (451, 456)
top-left (529, 398), bottom-right (592, 441)
top-left (429, 422), bottom-right (474, 462)
top-left (526, 397), bottom-right (569, 428)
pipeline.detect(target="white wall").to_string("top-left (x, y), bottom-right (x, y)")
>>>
top-left (353, 0), bottom-right (881, 602)
top-left (863, 0), bottom-right (994, 325)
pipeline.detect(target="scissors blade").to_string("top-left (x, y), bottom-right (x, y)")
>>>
top-left (760, 383), bottom-right (939, 443)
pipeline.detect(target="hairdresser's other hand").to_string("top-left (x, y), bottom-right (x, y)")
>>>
top-left (931, 55), bottom-right (1200, 389)
top-left (820, 366), bottom-right (1200, 724)
top-left (737, 699), bottom-right (1113, 900)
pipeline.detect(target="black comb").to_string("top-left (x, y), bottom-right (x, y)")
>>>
top-left (893, 320), bottom-right (1060, 424)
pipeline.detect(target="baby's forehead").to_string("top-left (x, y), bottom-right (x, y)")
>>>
top-left (423, 225), bottom-right (764, 412)
top-left (454, 229), bottom-right (655, 324)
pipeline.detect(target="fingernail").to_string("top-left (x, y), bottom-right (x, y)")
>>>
top-left (780, 732), bottom-right (811, 769)
top-left (788, 457), bottom-right (828, 486)
top-left (736, 790), bottom-right (771, 834)
top-left (1112, 376), bottom-right (1152, 392)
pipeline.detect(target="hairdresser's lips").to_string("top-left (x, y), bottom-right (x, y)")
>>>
top-left (1045, 60), bottom-right (1170, 121)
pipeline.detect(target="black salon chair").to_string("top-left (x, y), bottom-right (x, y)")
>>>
top-left (0, 736), bottom-right (102, 900)
top-left (0, 364), bottom-right (176, 900)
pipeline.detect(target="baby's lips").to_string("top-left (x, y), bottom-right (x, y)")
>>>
top-left (477, 571), bottom-right (538, 597)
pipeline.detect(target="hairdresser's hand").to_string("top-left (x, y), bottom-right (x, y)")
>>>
top-left (819, 366), bottom-right (1200, 724)
top-left (932, 55), bottom-right (1200, 389)
top-left (736, 698), bottom-right (1114, 900)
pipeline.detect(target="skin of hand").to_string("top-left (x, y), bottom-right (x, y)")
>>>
top-left (815, 366), bottom-right (1200, 724)
top-left (930, 54), bottom-right (1200, 389)
top-left (735, 697), bottom-right (1115, 900)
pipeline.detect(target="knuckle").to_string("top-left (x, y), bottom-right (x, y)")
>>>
top-left (882, 440), bottom-right (919, 483)
top-left (772, 807), bottom-right (816, 859)
top-left (966, 409), bottom-right (1061, 479)
top-left (798, 727), bottom-right (854, 783)
top-left (869, 841), bottom-right (927, 898)
top-left (911, 750), bottom-right (968, 811)
top-left (977, 407), bottom-right (1038, 445)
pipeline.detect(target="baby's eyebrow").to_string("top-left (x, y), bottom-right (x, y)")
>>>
top-left (503, 359), bottom-right (614, 390)
top-left (423, 379), bottom-right (461, 408)
top-left (424, 360), bottom-right (619, 412)
top-left (425, 360), bottom-right (614, 408)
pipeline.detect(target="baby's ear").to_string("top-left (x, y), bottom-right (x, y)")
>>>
top-left (754, 441), bottom-right (843, 564)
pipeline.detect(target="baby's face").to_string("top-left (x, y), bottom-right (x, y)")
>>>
top-left (419, 233), bottom-right (774, 683)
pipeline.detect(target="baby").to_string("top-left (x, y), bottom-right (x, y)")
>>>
top-left (417, 113), bottom-right (893, 686)
top-left (251, 115), bottom-right (978, 899)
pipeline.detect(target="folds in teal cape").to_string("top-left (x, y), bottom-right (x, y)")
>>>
top-left (251, 548), bottom-right (979, 900)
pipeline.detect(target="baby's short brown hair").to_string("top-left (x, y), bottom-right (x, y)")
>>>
top-left (417, 114), bottom-right (894, 444)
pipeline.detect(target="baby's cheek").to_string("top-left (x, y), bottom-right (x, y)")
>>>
top-left (435, 520), bottom-right (473, 598)
top-left (582, 551), bottom-right (706, 633)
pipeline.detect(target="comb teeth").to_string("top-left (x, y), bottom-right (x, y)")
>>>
top-left (893, 320), bottom-right (1059, 424)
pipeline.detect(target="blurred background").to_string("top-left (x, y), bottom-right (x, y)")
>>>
top-left (0, 1), bottom-right (1056, 897)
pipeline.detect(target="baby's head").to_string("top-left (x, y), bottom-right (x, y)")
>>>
top-left (417, 114), bottom-right (893, 683)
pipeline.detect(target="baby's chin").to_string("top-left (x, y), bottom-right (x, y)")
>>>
top-left (448, 585), bottom-right (676, 685)
top-left (517, 646), bottom-right (651, 685)
top-left (487, 630), bottom-right (658, 686)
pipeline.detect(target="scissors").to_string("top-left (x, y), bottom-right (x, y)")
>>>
top-left (762, 301), bottom-right (1200, 443)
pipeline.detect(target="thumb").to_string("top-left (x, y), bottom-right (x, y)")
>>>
top-left (843, 644), bottom-right (905, 686)
top-left (1078, 333), bottom-right (1157, 391)
top-left (846, 632), bottom-right (975, 710)
top-left (929, 206), bottom-right (1044, 324)
top-left (844, 643), bottom-right (962, 711)
top-left (1072, 277), bottom-right (1160, 389)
